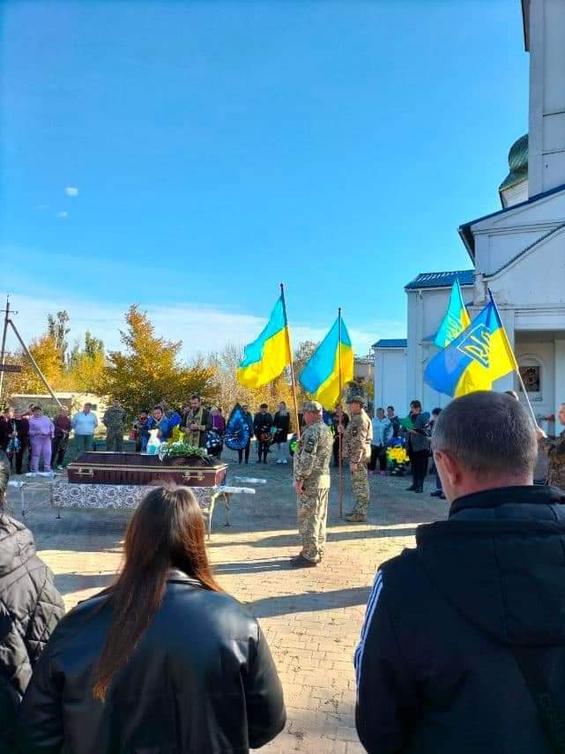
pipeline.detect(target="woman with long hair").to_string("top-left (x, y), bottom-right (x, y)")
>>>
top-left (18, 486), bottom-right (286, 754)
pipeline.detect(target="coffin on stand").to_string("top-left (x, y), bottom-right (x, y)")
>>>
top-left (61, 452), bottom-right (236, 539)
top-left (67, 452), bottom-right (227, 487)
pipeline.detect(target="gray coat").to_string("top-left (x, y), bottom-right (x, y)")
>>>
top-left (0, 499), bottom-right (64, 751)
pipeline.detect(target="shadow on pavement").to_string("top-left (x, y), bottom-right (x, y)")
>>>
top-left (246, 585), bottom-right (371, 618)
top-left (252, 525), bottom-right (418, 548)
top-left (214, 558), bottom-right (295, 574)
top-left (55, 572), bottom-right (114, 595)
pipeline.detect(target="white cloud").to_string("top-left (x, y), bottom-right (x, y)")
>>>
top-left (56, 211), bottom-right (68, 220)
top-left (2, 291), bottom-right (404, 361)
top-left (64, 186), bottom-right (79, 197)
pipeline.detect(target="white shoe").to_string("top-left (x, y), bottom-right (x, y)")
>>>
top-left (56, 465), bottom-right (63, 471)
top-left (283, 459), bottom-right (288, 464)
top-left (25, 472), bottom-right (38, 478)
top-left (39, 471), bottom-right (54, 478)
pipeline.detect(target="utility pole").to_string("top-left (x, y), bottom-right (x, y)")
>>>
top-left (0, 297), bottom-right (12, 402)
top-left (0, 296), bottom-right (62, 408)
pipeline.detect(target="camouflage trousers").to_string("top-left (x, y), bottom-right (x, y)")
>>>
top-left (297, 488), bottom-right (330, 563)
top-left (350, 463), bottom-right (370, 515)
top-left (548, 455), bottom-right (565, 491)
top-left (106, 428), bottom-right (124, 452)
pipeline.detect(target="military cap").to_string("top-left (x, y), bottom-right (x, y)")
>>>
top-left (302, 400), bottom-right (323, 413)
top-left (347, 394), bottom-right (365, 406)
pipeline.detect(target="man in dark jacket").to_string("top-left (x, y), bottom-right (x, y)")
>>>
top-left (0, 410), bottom-right (9, 451)
top-left (0, 454), bottom-right (65, 752)
top-left (254, 404), bottom-right (273, 464)
top-left (273, 401), bottom-right (291, 464)
top-left (52, 406), bottom-right (72, 470)
top-left (405, 399), bottom-right (430, 493)
top-left (355, 391), bottom-right (565, 754)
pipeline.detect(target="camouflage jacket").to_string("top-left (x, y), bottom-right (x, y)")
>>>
top-left (293, 421), bottom-right (332, 491)
top-left (181, 408), bottom-right (211, 447)
top-left (343, 410), bottom-right (373, 464)
top-left (548, 430), bottom-right (565, 491)
top-left (102, 406), bottom-right (126, 430)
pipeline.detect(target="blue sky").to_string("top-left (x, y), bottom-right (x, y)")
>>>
top-left (0, 0), bottom-right (528, 357)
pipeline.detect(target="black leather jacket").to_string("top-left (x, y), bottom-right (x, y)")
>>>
top-left (18, 570), bottom-right (286, 754)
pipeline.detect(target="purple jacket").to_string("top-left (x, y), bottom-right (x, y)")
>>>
top-left (28, 416), bottom-right (55, 438)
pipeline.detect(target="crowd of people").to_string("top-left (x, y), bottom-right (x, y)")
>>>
top-left (130, 398), bottom-right (293, 464)
top-left (0, 392), bottom-right (564, 752)
top-left (1, 393), bottom-right (563, 498)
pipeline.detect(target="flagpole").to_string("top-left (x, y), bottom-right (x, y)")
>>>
top-left (338, 308), bottom-right (344, 519)
top-left (488, 290), bottom-right (540, 428)
top-left (280, 283), bottom-right (301, 440)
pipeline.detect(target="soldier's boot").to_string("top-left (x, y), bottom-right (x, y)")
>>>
top-left (345, 512), bottom-right (368, 523)
top-left (289, 554), bottom-right (318, 568)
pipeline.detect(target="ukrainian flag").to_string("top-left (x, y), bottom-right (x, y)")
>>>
top-left (424, 297), bottom-right (517, 397)
top-left (299, 315), bottom-right (354, 409)
top-left (237, 296), bottom-right (291, 388)
top-left (434, 279), bottom-right (471, 348)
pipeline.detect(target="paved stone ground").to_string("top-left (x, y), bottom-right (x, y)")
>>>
top-left (6, 448), bottom-right (449, 754)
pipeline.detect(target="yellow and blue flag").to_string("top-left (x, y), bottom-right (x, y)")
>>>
top-left (433, 279), bottom-right (471, 348)
top-left (424, 297), bottom-right (517, 397)
top-left (237, 296), bottom-right (291, 388)
top-left (299, 315), bottom-right (354, 409)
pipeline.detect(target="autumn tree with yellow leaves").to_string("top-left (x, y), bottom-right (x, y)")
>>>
top-left (5, 334), bottom-right (65, 395)
top-left (101, 305), bottom-right (217, 416)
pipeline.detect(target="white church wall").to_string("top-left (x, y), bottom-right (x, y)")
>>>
top-left (555, 341), bottom-right (565, 420)
top-left (475, 191), bottom-right (565, 232)
top-left (373, 349), bottom-right (407, 414)
top-left (487, 227), bottom-right (565, 307)
top-left (472, 191), bottom-right (565, 277)
top-left (474, 230), bottom-right (540, 277)
top-left (528, 0), bottom-right (565, 196)
top-left (406, 292), bottom-right (421, 402)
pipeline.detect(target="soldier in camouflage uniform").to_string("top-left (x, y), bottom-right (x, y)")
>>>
top-left (291, 400), bottom-right (333, 568)
top-left (547, 403), bottom-right (565, 491)
top-left (342, 395), bottom-right (372, 522)
top-left (102, 400), bottom-right (127, 452)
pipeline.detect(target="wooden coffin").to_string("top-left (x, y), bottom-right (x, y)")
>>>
top-left (67, 452), bottom-right (227, 487)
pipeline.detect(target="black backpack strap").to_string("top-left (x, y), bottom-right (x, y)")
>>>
top-left (511, 645), bottom-right (565, 754)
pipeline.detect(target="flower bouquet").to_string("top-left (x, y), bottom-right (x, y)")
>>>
top-left (158, 440), bottom-right (213, 466)
top-left (386, 445), bottom-right (409, 476)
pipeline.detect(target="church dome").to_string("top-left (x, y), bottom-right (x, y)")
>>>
top-left (499, 133), bottom-right (528, 192)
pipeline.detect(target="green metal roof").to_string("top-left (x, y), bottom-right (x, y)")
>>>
top-left (499, 133), bottom-right (528, 192)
